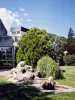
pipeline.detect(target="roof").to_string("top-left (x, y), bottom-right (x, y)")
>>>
top-left (0, 19), bottom-right (7, 36)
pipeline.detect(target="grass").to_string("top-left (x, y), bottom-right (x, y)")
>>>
top-left (33, 92), bottom-right (75, 100)
top-left (0, 78), bottom-right (75, 100)
top-left (0, 66), bottom-right (75, 100)
top-left (0, 76), bottom-right (9, 84)
top-left (56, 66), bottom-right (75, 88)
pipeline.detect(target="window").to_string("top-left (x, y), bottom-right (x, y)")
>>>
top-left (17, 31), bottom-right (20, 34)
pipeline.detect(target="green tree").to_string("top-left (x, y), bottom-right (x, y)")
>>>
top-left (64, 27), bottom-right (75, 54)
top-left (68, 27), bottom-right (74, 39)
top-left (16, 27), bottom-right (55, 67)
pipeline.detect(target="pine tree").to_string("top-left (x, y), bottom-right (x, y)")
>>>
top-left (68, 27), bottom-right (74, 39)
top-left (64, 27), bottom-right (75, 54)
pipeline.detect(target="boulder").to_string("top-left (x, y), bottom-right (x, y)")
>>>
top-left (13, 72), bottom-right (17, 79)
top-left (34, 71), bottom-right (41, 78)
top-left (25, 65), bottom-right (32, 70)
top-left (17, 73), bottom-right (27, 80)
top-left (27, 68), bottom-right (34, 72)
top-left (21, 68), bottom-right (26, 73)
top-left (24, 72), bottom-right (35, 80)
top-left (15, 67), bottom-right (22, 74)
top-left (8, 63), bottom-right (35, 84)
top-left (10, 68), bottom-right (16, 74)
top-left (17, 72), bottom-right (35, 81)
top-left (42, 76), bottom-right (55, 90)
top-left (48, 76), bottom-right (54, 83)
top-left (16, 61), bottom-right (26, 68)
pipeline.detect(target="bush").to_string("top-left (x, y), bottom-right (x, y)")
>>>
top-left (63, 55), bottom-right (75, 66)
top-left (36, 56), bottom-right (63, 79)
top-left (16, 27), bottom-right (55, 67)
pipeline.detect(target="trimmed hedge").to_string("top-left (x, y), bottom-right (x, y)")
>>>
top-left (36, 56), bottom-right (63, 79)
top-left (63, 55), bottom-right (75, 66)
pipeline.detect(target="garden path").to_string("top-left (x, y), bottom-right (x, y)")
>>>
top-left (0, 70), bottom-right (10, 76)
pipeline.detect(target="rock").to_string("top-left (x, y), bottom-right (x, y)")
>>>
top-left (48, 76), bottom-right (54, 83)
top-left (13, 72), bottom-right (17, 79)
top-left (25, 65), bottom-right (32, 70)
top-left (15, 67), bottom-right (22, 73)
top-left (16, 61), bottom-right (26, 68)
top-left (7, 74), bottom-right (13, 78)
top-left (17, 74), bottom-right (26, 80)
top-left (42, 76), bottom-right (55, 90)
top-left (24, 72), bottom-right (35, 80)
top-left (21, 68), bottom-right (26, 73)
top-left (42, 81), bottom-right (55, 90)
top-left (29, 74), bottom-right (35, 80)
top-left (8, 63), bottom-right (35, 84)
top-left (17, 72), bottom-right (35, 81)
top-left (34, 77), bottom-right (42, 84)
top-left (26, 68), bottom-right (33, 72)
top-left (34, 71), bottom-right (41, 78)
top-left (10, 67), bottom-right (23, 74)
top-left (10, 68), bottom-right (16, 74)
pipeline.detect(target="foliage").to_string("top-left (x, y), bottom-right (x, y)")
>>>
top-left (37, 56), bottom-right (63, 79)
top-left (48, 33), bottom-right (66, 65)
top-left (48, 33), bottom-right (67, 44)
top-left (65, 27), bottom-right (75, 54)
top-left (63, 55), bottom-right (75, 66)
top-left (16, 27), bottom-right (55, 67)
top-left (68, 27), bottom-right (74, 39)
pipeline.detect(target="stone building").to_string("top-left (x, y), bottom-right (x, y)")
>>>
top-left (0, 19), bottom-right (29, 69)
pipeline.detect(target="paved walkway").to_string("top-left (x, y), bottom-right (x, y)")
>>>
top-left (0, 70), bottom-right (10, 76)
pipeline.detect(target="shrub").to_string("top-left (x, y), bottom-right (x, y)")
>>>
top-left (16, 27), bottom-right (55, 67)
top-left (36, 56), bottom-right (63, 79)
top-left (63, 55), bottom-right (75, 66)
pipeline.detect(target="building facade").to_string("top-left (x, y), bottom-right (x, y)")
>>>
top-left (0, 19), bottom-right (29, 68)
top-left (10, 26), bottom-right (29, 42)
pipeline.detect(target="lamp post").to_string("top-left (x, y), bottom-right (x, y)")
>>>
top-left (13, 41), bottom-right (18, 68)
top-left (64, 51), bottom-right (68, 55)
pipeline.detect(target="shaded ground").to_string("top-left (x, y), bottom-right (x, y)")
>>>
top-left (0, 66), bottom-right (75, 99)
top-left (0, 77), bottom-right (75, 100)
top-left (0, 82), bottom-right (75, 100)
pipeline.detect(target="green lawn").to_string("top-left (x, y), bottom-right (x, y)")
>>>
top-left (0, 76), bottom-right (9, 84)
top-left (0, 79), bottom-right (75, 100)
top-left (56, 66), bottom-right (75, 88)
top-left (0, 66), bottom-right (75, 100)
top-left (33, 92), bottom-right (75, 100)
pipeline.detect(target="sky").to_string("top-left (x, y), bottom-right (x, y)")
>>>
top-left (0, 0), bottom-right (75, 37)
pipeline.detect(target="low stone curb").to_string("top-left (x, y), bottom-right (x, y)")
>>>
top-left (36, 85), bottom-right (75, 94)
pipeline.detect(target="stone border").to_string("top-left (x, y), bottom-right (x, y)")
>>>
top-left (36, 85), bottom-right (75, 94)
